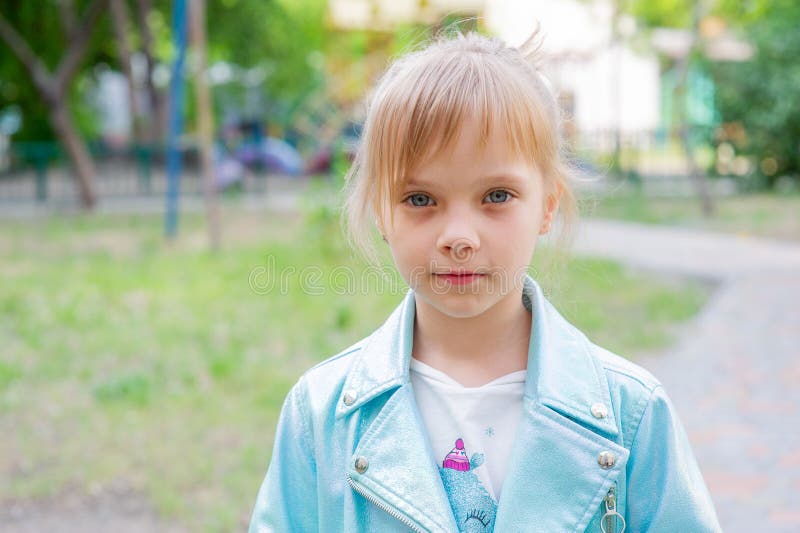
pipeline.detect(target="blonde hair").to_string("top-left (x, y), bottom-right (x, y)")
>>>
top-left (342, 30), bottom-right (577, 265)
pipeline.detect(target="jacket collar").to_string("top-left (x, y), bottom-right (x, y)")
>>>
top-left (336, 274), bottom-right (619, 437)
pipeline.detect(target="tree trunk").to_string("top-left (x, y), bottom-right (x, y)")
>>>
top-left (189, 0), bottom-right (221, 250)
top-left (50, 103), bottom-right (98, 208)
top-left (134, 0), bottom-right (164, 143)
top-left (110, 0), bottom-right (141, 142)
top-left (0, 2), bottom-right (106, 209)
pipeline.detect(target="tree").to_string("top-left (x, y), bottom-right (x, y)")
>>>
top-left (133, 0), bottom-right (166, 143)
top-left (709, 0), bottom-right (800, 188)
top-left (0, 0), bottom-right (108, 208)
top-left (0, 0), bottom-right (331, 208)
top-left (204, 0), bottom-right (328, 127)
top-left (109, 0), bottom-right (142, 142)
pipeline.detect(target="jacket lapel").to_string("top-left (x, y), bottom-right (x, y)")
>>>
top-left (338, 288), bottom-right (458, 531)
top-left (493, 398), bottom-right (628, 531)
top-left (348, 384), bottom-right (459, 531)
top-left (494, 277), bottom-right (628, 531)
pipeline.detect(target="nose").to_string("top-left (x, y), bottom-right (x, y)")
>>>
top-left (436, 212), bottom-right (480, 264)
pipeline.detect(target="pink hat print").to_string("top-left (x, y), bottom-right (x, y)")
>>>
top-left (443, 438), bottom-right (470, 471)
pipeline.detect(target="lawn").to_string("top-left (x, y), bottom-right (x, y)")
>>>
top-left (0, 198), bottom-right (708, 531)
top-left (583, 190), bottom-right (800, 241)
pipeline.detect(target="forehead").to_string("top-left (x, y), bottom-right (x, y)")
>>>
top-left (368, 47), bottom-right (554, 203)
top-left (403, 117), bottom-right (539, 186)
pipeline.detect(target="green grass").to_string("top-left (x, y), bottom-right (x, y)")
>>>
top-left (0, 201), bottom-right (709, 531)
top-left (535, 257), bottom-right (708, 354)
top-left (583, 191), bottom-right (800, 241)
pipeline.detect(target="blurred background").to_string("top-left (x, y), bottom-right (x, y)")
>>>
top-left (0, 0), bottom-right (798, 532)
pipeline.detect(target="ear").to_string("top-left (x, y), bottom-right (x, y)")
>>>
top-left (539, 184), bottom-right (563, 235)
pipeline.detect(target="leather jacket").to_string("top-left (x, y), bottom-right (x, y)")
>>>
top-left (249, 275), bottom-right (721, 532)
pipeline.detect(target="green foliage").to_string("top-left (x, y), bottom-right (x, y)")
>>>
top-left (627, 0), bottom-right (694, 29)
top-left (707, 0), bottom-right (800, 187)
top-left (0, 0), bottom-right (330, 141)
top-left (713, 0), bottom-right (773, 26)
top-left (0, 0), bottom-right (114, 140)
top-left (206, 0), bottom-right (328, 126)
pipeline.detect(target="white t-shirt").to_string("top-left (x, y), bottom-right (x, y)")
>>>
top-left (410, 357), bottom-right (526, 529)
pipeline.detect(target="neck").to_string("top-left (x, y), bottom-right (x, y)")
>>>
top-left (412, 289), bottom-right (531, 387)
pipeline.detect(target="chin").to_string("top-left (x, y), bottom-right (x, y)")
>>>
top-left (416, 290), bottom-right (498, 319)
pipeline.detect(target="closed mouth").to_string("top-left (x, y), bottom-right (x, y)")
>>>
top-left (432, 272), bottom-right (487, 284)
top-left (432, 270), bottom-right (486, 276)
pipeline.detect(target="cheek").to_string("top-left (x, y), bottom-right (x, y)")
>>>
top-left (388, 215), bottom-right (433, 250)
top-left (493, 206), bottom-right (541, 239)
top-left (385, 228), bottom-right (428, 273)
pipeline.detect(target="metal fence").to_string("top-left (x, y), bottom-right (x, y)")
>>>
top-left (0, 129), bottom-right (724, 207)
top-left (0, 142), bottom-right (274, 206)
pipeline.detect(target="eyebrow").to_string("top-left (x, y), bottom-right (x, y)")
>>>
top-left (404, 172), bottom-right (530, 189)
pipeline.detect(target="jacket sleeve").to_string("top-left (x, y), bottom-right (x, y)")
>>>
top-left (625, 385), bottom-right (722, 532)
top-left (249, 376), bottom-right (318, 533)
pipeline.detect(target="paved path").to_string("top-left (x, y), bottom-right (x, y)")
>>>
top-left (575, 219), bottom-right (800, 533)
top-left (574, 218), bottom-right (800, 280)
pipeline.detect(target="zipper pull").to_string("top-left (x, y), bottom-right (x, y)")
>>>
top-left (601, 484), bottom-right (626, 533)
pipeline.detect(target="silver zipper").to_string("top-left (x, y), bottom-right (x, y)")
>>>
top-left (346, 473), bottom-right (425, 533)
top-left (601, 483), bottom-right (626, 533)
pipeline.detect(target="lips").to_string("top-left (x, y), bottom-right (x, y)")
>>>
top-left (432, 272), bottom-right (486, 285)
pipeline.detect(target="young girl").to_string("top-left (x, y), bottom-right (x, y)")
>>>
top-left (249, 32), bottom-right (720, 532)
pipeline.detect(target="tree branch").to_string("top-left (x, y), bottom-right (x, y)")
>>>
top-left (54, 0), bottom-right (109, 96)
top-left (58, 0), bottom-right (79, 41)
top-left (0, 11), bottom-right (55, 98)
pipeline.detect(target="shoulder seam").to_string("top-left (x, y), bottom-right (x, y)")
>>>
top-left (304, 344), bottom-right (363, 374)
top-left (604, 364), bottom-right (660, 392)
top-left (627, 384), bottom-right (663, 449)
top-left (293, 375), bottom-right (317, 474)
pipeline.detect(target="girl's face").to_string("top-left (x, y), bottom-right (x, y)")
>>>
top-left (382, 118), bottom-right (559, 319)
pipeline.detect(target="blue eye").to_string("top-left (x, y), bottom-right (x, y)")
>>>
top-left (406, 193), bottom-right (434, 207)
top-left (485, 190), bottom-right (511, 204)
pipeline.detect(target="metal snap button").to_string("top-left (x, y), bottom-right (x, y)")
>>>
top-left (342, 390), bottom-right (358, 406)
top-left (354, 456), bottom-right (369, 474)
top-left (597, 451), bottom-right (616, 469)
top-left (591, 402), bottom-right (608, 419)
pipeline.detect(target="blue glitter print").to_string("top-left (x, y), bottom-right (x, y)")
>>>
top-left (439, 439), bottom-right (497, 532)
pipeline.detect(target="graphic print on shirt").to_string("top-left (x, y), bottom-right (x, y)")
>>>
top-left (439, 438), bottom-right (497, 532)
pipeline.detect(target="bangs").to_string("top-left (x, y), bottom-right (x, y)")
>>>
top-left (365, 45), bottom-right (558, 227)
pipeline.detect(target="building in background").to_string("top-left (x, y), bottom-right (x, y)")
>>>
top-left (328, 0), bottom-right (661, 138)
top-left (485, 0), bottom-right (661, 138)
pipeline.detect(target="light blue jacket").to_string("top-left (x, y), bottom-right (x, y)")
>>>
top-left (249, 276), bottom-right (721, 532)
